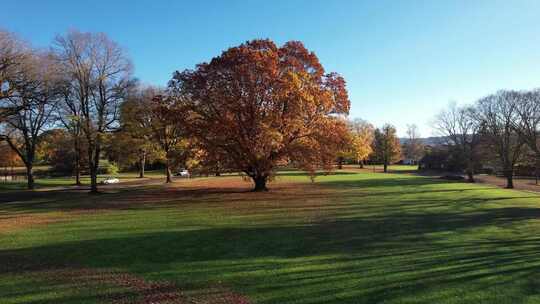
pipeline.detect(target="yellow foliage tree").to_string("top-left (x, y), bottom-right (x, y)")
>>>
top-left (350, 119), bottom-right (374, 168)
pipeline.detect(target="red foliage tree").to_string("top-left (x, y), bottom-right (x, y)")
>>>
top-left (170, 39), bottom-right (350, 191)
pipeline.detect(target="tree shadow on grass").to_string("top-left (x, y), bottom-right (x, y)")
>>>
top-left (2, 171), bottom-right (540, 303)
top-left (0, 173), bottom-right (535, 220)
top-left (277, 171), bottom-right (359, 177)
top-left (3, 206), bottom-right (540, 303)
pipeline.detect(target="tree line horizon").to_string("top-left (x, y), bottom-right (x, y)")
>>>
top-left (1, 29), bottom-right (539, 192)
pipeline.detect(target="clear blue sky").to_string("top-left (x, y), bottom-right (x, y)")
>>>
top-left (3, 0), bottom-right (540, 136)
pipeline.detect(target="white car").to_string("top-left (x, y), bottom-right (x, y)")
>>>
top-left (176, 169), bottom-right (191, 178)
top-left (102, 177), bottom-right (120, 184)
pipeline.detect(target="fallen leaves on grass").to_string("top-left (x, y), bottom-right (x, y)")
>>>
top-left (0, 213), bottom-right (58, 233)
top-left (2, 255), bottom-right (250, 304)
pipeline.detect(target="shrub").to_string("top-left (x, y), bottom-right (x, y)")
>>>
top-left (97, 160), bottom-right (119, 176)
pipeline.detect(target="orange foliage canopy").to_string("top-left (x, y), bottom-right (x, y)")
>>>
top-left (170, 39), bottom-right (350, 191)
top-left (0, 142), bottom-right (22, 168)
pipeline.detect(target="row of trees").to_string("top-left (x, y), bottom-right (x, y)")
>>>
top-left (435, 90), bottom-right (540, 188)
top-left (340, 120), bottom-right (410, 173)
top-left (1, 30), bottom-right (358, 192)
top-left (0, 29), bottom-right (133, 191)
top-left (0, 28), bottom-right (444, 192)
top-left (125, 39), bottom-right (352, 191)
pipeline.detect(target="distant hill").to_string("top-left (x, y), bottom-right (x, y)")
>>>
top-left (399, 136), bottom-right (446, 146)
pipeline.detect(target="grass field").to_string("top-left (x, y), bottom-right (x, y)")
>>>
top-left (1, 169), bottom-right (540, 303)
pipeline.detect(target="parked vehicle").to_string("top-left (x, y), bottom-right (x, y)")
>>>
top-left (102, 177), bottom-right (120, 184)
top-left (175, 169), bottom-right (190, 178)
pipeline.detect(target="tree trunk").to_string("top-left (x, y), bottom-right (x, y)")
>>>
top-left (89, 162), bottom-right (98, 193)
top-left (74, 159), bottom-right (81, 185)
top-left (5, 137), bottom-right (35, 189)
top-left (466, 170), bottom-right (475, 183)
top-left (536, 154), bottom-right (540, 186)
top-left (165, 158), bottom-right (172, 183)
top-left (26, 162), bottom-right (34, 190)
top-left (89, 155), bottom-right (98, 193)
top-left (505, 169), bottom-right (514, 189)
top-left (74, 138), bottom-right (81, 186)
top-left (88, 145), bottom-right (99, 194)
top-left (139, 150), bottom-right (146, 178)
top-left (383, 162), bottom-right (388, 173)
top-left (359, 160), bottom-right (364, 169)
top-left (466, 161), bottom-right (475, 183)
top-left (252, 175), bottom-right (268, 192)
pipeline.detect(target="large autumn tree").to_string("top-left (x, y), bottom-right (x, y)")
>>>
top-left (170, 39), bottom-right (350, 191)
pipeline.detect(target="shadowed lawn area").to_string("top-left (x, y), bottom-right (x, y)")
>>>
top-left (342, 164), bottom-right (420, 174)
top-left (0, 171), bottom-right (166, 191)
top-left (1, 171), bottom-right (540, 303)
top-left (0, 177), bottom-right (95, 191)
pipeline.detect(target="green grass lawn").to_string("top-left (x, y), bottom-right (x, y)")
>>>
top-left (1, 170), bottom-right (540, 303)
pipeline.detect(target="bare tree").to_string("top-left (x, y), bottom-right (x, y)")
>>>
top-left (476, 91), bottom-right (525, 189)
top-left (434, 103), bottom-right (482, 182)
top-left (0, 30), bottom-right (29, 121)
top-left (403, 124), bottom-right (424, 165)
top-left (514, 89), bottom-right (540, 184)
top-left (0, 51), bottom-right (62, 189)
top-left (56, 77), bottom-right (85, 185)
top-left (54, 30), bottom-right (133, 193)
